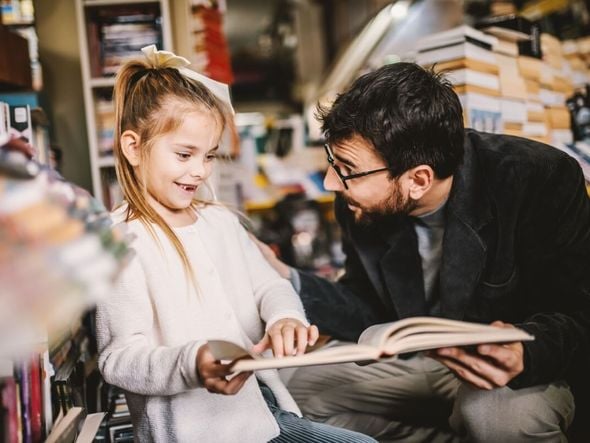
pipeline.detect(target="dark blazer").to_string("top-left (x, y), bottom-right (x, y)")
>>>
top-left (297, 129), bottom-right (590, 394)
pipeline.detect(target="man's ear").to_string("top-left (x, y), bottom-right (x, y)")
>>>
top-left (120, 130), bottom-right (141, 166)
top-left (408, 165), bottom-right (434, 200)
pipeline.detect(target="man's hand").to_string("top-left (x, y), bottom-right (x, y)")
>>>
top-left (252, 318), bottom-right (319, 358)
top-left (427, 321), bottom-right (525, 390)
top-left (249, 234), bottom-right (292, 279)
top-left (196, 344), bottom-right (252, 394)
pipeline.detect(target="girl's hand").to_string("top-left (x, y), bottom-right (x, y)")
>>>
top-left (252, 319), bottom-right (319, 358)
top-left (196, 344), bottom-right (252, 395)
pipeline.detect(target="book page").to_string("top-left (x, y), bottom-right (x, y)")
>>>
top-left (383, 327), bottom-right (534, 356)
top-left (358, 317), bottom-right (492, 349)
top-left (208, 340), bottom-right (380, 372)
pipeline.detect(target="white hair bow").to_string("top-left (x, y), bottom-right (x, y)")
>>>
top-left (141, 45), bottom-right (234, 114)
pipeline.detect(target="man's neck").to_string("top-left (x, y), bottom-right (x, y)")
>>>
top-left (410, 176), bottom-right (454, 217)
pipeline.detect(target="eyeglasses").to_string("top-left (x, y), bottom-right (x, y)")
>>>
top-left (324, 143), bottom-right (389, 190)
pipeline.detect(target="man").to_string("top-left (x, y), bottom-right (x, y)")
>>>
top-left (257, 62), bottom-right (590, 442)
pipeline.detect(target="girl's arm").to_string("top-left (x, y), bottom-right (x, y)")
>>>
top-left (96, 256), bottom-right (203, 396)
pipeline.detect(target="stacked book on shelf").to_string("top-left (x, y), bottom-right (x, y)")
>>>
top-left (538, 33), bottom-right (574, 146)
top-left (95, 93), bottom-right (115, 158)
top-left (412, 19), bottom-right (577, 148)
top-left (85, 4), bottom-right (163, 78)
top-left (562, 39), bottom-right (590, 90)
top-left (415, 25), bottom-right (503, 134)
top-left (188, 2), bottom-right (233, 84)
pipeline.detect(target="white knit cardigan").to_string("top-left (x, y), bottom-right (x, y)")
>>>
top-left (96, 204), bottom-right (308, 442)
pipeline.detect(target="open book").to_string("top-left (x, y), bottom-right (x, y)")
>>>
top-left (208, 317), bottom-right (534, 373)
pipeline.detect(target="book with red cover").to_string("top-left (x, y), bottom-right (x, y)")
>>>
top-left (28, 355), bottom-right (42, 443)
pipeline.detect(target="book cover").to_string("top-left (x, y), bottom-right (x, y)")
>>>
top-left (9, 105), bottom-right (32, 145)
top-left (476, 14), bottom-right (534, 42)
top-left (417, 25), bottom-right (497, 52)
top-left (416, 42), bottom-right (498, 67)
top-left (45, 406), bottom-right (83, 443)
top-left (445, 68), bottom-right (500, 92)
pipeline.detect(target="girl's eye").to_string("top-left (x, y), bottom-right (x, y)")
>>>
top-left (176, 152), bottom-right (191, 160)
top-left (206, 153), bottom-right (218, 161)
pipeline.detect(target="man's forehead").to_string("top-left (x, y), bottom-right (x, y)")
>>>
top-left (332, 135), bottom-right (377, 159)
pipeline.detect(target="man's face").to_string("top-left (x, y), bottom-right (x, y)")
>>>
top-left (323, 135), bottom-right (417, 224)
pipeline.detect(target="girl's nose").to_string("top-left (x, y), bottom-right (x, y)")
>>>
top-left (189, 159), bottom-right (205, 178)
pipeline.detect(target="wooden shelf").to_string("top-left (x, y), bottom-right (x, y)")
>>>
top-left (97, 156), bottom-right (115, 168)
top-left (89, 77), bottom-right (116, 88)
top-left (0, 25), bottom-right (32, 90)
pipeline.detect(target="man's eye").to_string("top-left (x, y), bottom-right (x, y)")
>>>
top-left (176, 152), bottom-right (191, 160)
top-left (338, 164), bottom-right (352, 176)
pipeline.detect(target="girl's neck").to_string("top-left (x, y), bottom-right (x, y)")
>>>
top-left (165, 208), bottom-right (198, 228)
top-left (148, 196), bottom-right (197, 227)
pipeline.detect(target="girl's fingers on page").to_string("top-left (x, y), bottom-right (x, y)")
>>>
top-left (308, 325), bottom-right (319, 346)
top-left (269, 329), bottom-right (285, 357)
top-left (251, 334), bottom-right (270, 354)
top-left (282, 324), bottom-right (295, 356)
top-left (296, 326), bottom-right (308, 355)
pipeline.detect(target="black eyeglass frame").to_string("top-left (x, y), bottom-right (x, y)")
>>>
top-left (324, 143), bottom-right (389, 189)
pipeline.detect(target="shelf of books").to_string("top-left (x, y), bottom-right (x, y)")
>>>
top-left (410, 16), bottom-right (590, 186)
top-left (0, 134), bottom-right (132, 441)
top-left (75, 0), bottom-right (173, 209)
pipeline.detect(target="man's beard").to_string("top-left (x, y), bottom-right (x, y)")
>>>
top-left (344, 184), bottom-right (417, 226)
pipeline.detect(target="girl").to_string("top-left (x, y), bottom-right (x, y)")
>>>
top-left (96, 46), bottom-right (376, 443)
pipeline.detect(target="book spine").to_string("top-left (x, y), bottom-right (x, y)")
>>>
top-left (27, 355), bottom-right (42, 443)
top-left (17, 362), bottom-right (31, 443)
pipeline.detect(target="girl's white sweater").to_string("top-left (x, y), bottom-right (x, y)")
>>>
top-left (96, 204), bottom-right (308, 442)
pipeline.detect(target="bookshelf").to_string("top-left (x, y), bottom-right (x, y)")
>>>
top-left (75, 0), bottom-right (173, 209)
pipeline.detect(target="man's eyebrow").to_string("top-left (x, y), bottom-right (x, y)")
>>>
top-left (333, 152), bottom-right (356, 168)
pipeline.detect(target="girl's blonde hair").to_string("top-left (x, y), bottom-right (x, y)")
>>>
top-left (113, 56), bottom-right (230, 286)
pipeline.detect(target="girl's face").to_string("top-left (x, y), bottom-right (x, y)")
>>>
top-left (144, 110), bottom-right (222, 226)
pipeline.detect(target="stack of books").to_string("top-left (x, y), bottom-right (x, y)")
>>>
top-left (95, 95), bottom-right (115, 158)
top-left (415, 25), bottom-right (503, 134)
top-left (188, 3), bottom-right (233, 85)
top-left (539, 33), bottom-right (574, 146)
top-left (477, 15), bottom-right (529, 139)
top-left (561, 39), bottom-right (590, 90)
top-left (86, 5), bottom-right (163, 78)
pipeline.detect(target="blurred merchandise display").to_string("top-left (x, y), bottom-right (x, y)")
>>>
top-left (0, 135), bottom-right (131, 442)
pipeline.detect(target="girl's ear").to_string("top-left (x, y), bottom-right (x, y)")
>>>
top-left (120, 130), bottom-right (141, 166)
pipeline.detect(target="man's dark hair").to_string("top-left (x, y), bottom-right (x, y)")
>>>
top-left (318, 62), bottom-right (464, 178)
